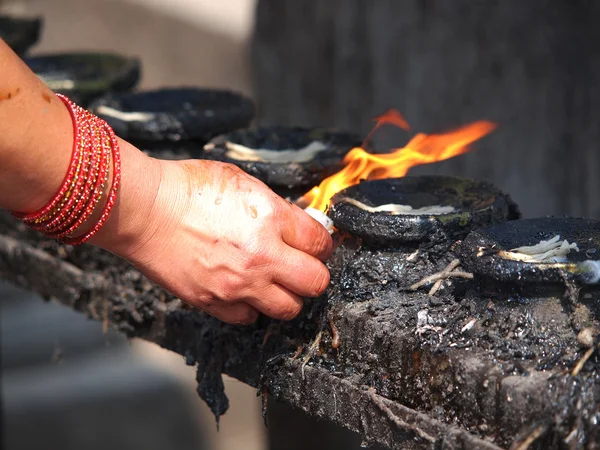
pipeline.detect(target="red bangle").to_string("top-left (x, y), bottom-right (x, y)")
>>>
top-left (50, 117), bottom-right (104, 237)
top-left (11, 94), bottom-right (122, 245)
top-left (61, 119), bottom-right (121, 245)
top-left (35, 109), bottom-right (96, 234)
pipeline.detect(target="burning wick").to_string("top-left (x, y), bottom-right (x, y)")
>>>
top-left (300, 109), bottom-right (497, 212)
top-left (304, 207), bottom-right (334, 234)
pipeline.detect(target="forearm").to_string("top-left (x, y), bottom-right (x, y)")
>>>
top-left (0, 38), bottom-right (73, 212)
top-left (0, 38), bottom-right (162, 254)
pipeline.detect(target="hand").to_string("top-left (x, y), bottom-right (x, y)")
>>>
top-left (95, 147), bottom-right (333, 325)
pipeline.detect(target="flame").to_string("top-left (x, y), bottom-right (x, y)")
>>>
top-left (362, 108), bottom-right (411, 146)
top-left (302, 111), bottom-right (497, 211)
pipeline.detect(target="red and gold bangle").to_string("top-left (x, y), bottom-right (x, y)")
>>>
top-left (57, 119), bottom-right (115, 241)
top-left (46, 114), bottom-right (102, 236)
top-left (36, 108), bottom-right (97, 234)
top-left (61, 122), bottom-right (121, 246)
top-left (12, 94), bottom-right (122, 245)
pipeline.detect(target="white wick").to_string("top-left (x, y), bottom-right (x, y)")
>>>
top-left (304, 207), bottom-right (334, 234)
top-left (95, 105), bottom-right (156, 122)
top-left (501, 235), bottom-right (580, 263)
top-left (224, 141), bottom-right (328, 163)
top-left (339, 197), bottom-right (456, 215)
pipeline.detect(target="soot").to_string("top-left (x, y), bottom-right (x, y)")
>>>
top-left (202, 126), bottom-right (362, 196)
top-left (26, 52), bottom-right (141, 107)
top-left (328, 175), bottom-right (520, 248)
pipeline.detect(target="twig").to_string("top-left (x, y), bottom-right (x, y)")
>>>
top-left (410, 269), bottom-right (473, 291)
top-left (301, 330), bottom-right (323, 378)
top-left (291, 345), bottom-right (303, 360)
top-left (368, 388), bottom-right (436, 443)
top-left (461, 318), bottom-right (478, 334)
top-left (509, 424), bottom-right (547, 450)
top-left (428, 259), bottom-right (461, 295)
top-left (571, 345), bottom-right (597, 376)
top-left (428, 282), bottom-right (443, 296)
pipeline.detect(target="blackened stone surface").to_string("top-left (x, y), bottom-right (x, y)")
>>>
top-left (90, 88), bottom-right (255, 144)
top-left (1, 211), bottom-right (599, 449)
top-left (203, 126), bottom-right (362, 188)
top-left (196, 364), bottom-right (229, 425)
top-left (0, 16), bottom-right (42, 56)
top-left (460, 217), bottom-right (600, 286)
top-left (329, 176), bottom-right (520, 247)
top-left (25, 52), bottom-right (140, 107)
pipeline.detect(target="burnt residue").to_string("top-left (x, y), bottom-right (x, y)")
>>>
top-left (90, 88), bottom-right (255, 145)
top-left (316, 289), bottom-right (595, 449)
top-left (196, 359), bottom-right (229, 426)
top-left (2, 209), bottom-right (600, 449)
top-left (459, 217), bottom-right (600, 287)
top-left (283, 222), bottom-right (597, 448)
top-left (545, 372), bottom-right (600, 447)
top-left (26, 52), bottom-right (141, 106)
top-left (326, 238), bottom-right (456, 301)
top-left (329, 176), bottom-right (520, 248)
top-left (202, 126), bottom-right (362, 189)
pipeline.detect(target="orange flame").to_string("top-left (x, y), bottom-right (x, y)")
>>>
top-left (303, 110), bottom-right (497, 211)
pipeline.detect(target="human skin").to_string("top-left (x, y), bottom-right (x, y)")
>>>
top-left (0, 38), bottom-right (333, 324)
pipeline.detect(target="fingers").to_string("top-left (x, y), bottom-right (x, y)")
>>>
top-left (204, 301), bottom-right (260, 325)
top-left (249, 283), bottom-right (304, 320)
top-left (282, 203), bottom-right (333, 262)
top-left (271, 246), bottom-right (331, 298)
top-left (200, 284), bottom-right (305, 323)
top-left (199, 284), bottom-right (304, 323)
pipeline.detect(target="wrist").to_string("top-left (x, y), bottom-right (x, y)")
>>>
top-left (88, 139), bottom-right (162, 257)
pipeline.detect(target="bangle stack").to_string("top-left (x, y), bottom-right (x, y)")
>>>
top-left (12, 94), bottom-right (121, 245)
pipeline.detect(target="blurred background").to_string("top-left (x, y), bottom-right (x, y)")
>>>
top-left (2, 0), bottom-right (600, 449)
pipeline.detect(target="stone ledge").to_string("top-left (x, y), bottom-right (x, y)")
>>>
top-left (1, 215), bottom-right (599, 449)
